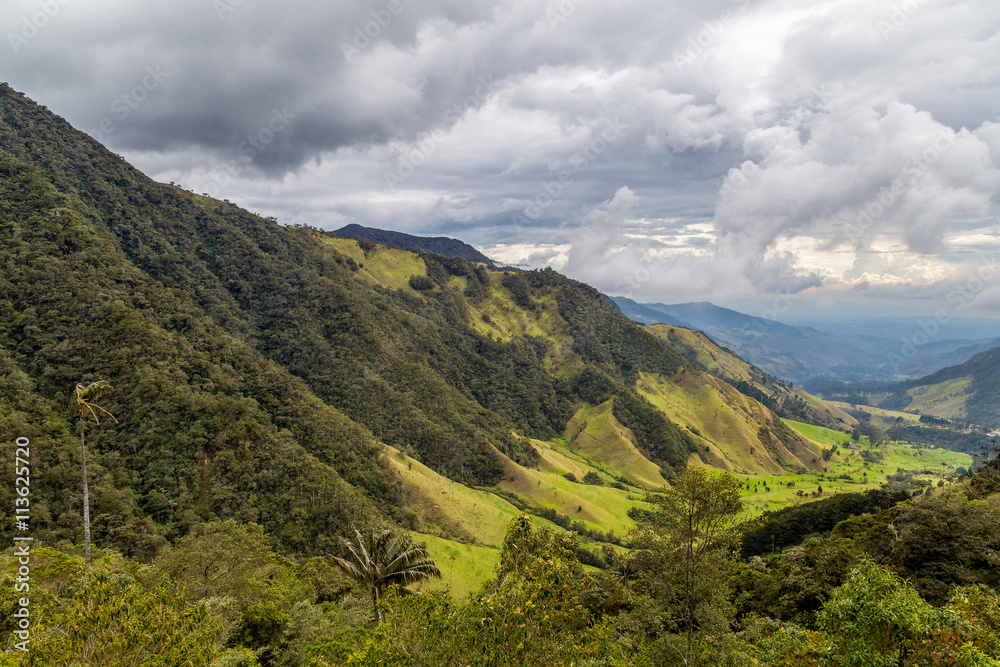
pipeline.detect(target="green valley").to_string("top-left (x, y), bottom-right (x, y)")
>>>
top-left (2, 83), bottom-right (999, 666)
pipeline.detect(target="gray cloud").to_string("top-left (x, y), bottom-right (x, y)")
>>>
top-left (3, 0), bottom-right (999, 316)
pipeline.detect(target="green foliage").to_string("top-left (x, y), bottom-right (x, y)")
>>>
top-left (229, 600), bottom-right (291, 650)
top-left (815, 558), bottom-right (997, 666)
top-left (574, 369), bottom-right (693, 474)
top-left (407, 274), bottom-right (435, 291)
top-left (29, 574), bottom-right (222, 666)
top-left (888, 494), bottom-right (1000, 605)
top-left (583, 471), bottom-right (605, 486)
top-left (348, 514), bottom-right (590, 666)
top-left (631, 468), bottom-right (744, 666)
top-left (146, 520), bottom-right (313, 652)
top-left (502, 272), bottom-right (534, 309)
top-left (734, 536), bottom-right (863, 629)
top-left (740, 489), bottom-right (909, 558)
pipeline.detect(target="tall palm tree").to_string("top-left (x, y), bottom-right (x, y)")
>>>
top-left (75, 381), bottom-right (118, 578)
top-left (331, 527), bottom-right (441, 623)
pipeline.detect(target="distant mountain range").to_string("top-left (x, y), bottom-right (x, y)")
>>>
top-left (613, 297), bottom-right (1000, 385)
top-left (331, 223), bottom-right (506, 269)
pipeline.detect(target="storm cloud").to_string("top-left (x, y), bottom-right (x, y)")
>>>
top-left (3, 0), bottom-right (999, 316)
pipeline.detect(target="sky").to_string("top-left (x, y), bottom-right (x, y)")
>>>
top-left (3, 0), bottom-right (1000, 323)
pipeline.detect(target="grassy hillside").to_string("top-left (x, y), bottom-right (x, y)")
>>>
top-left (904, 377), bottom-right (973, 420)
top-left (563, 401), bottom-right (668, 489)
top-left (638, 371), bottom-right (825, 474)
top-left (644, 324), bottom-right (856, 430)
top-left (893, 346), bottom-right (1000, 427)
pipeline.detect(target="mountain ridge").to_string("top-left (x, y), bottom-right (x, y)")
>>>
top-left (614, 296), bottom-right (1000, 385)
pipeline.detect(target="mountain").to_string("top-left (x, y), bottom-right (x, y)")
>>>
top-left (614, 297), bottom-right (1000, 385)
top-left (331, 223), bottom-right (504, 269)
top-left (0, 83), bottom-right (850, 565)
top-left (885, 345), bottom-right (1000, 427)
top-left (614, 297), bottom-right (887, 382)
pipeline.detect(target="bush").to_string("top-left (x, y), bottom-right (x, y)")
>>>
top-left (582, 471), bottom-right (604, 486)
top-left (408, 274), bottom-right (435, 291)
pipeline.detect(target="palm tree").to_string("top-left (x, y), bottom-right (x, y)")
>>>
top-left (75, 381), bottom-right (118, 578)
top-left (330, 527), bottom-right (441, 623)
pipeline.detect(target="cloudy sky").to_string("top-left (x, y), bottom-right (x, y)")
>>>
top-left (3, 0), bottom-right (1000, 320)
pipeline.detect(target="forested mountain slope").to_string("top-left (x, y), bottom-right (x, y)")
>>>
top-left (0, 83), bottom-right (841, 561)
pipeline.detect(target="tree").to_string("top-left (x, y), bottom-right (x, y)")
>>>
top-left (330, 527), bottom-right (440, 623)
top-left (632, 467), bottom-right (743, 666)
top-left (75, 380), bottom-right (117, 578)
top-left (30, 574), bottom-right (221, 666)
top-left (965, 435), bottom-right (1000, 499)
top-left (815, 558), bottom-right (998, 665)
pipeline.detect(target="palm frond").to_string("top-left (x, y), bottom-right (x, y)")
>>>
top-left (76, 381), bottom-right (118, 424)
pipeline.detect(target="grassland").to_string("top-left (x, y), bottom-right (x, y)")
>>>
top-left (782, 419), bottom-right (851, 446)
top-left (387, 446), bottom-right (523, 546)
top-left (645, 325), bottom-right (754, 381)
top-left (496, 438), bottom-right (645, 538)
top-left (321, 236), bottom-right (427, 291)
top-left (905, 377), bottom-right (972, 420)
top-left (562, 401), bottom-right (668, 489)
top-left (411, 532), bottom-right (500, 598)
top-left (730, 420), bottom-right (972, 515)
top-left (828, 401), bottom-right (923, 430)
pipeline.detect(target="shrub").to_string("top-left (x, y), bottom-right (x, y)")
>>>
top-left (408, 275), bottom-right (435, 291)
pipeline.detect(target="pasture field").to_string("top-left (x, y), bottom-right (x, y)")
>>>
top-left (730, 420), bottom-right (972, 514)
